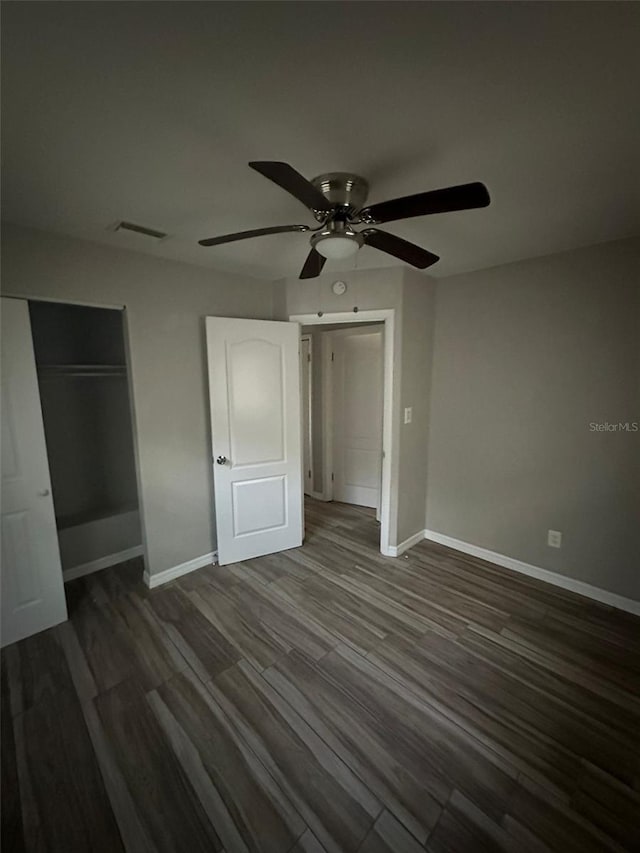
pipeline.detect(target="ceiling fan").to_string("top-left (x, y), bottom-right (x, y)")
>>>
top-left (199, 161), bottom-right (490, 279)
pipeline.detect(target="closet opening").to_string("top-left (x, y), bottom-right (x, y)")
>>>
top-left (29, 300), bottom-right (143, 585)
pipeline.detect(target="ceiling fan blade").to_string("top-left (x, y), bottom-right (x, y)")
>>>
top-left (360, 182), bottom-right (490, 224)
top-left (199, 224), bottom-right (308, 247)
top-left (249, 161), bottom-right (333, 212)
top-left (363, 228), bottom-right (440, 269)
top-left (299, 247), bottom-right (326, 279)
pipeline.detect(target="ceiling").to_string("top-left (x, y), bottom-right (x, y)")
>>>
top-left (2, 2), bottom-right (639, 281)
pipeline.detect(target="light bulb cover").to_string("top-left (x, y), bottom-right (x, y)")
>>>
top-left (313, 232), bottom-right (361, 260)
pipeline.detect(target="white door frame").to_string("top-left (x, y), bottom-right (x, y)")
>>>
top-left (321, 331), bottom-right (334, 503)
top-left (289, 310), bottom-right (395, 557)
top-left (300, 334), bottom-right (313, 495)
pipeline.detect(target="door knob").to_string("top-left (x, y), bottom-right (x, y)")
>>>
top-left (216, 456), bottom-right (227, 465)
top-left (38, 489), bottom-right (50, 497)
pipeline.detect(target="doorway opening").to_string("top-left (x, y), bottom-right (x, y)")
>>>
top-left (291, 310), bottom-right (395, 556)
top-left (29, 300), bottom-right (142, 585)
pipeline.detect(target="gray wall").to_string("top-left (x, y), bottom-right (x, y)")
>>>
top-left (426, 238), bottom-right (640, 600)
top-left (1, 223), bottom-right (273, 577)
top-left (398, 269), bottom-right (436, 544)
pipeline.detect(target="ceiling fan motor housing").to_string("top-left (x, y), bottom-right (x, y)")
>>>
top-left (310, 173), bottom-right (369, 218)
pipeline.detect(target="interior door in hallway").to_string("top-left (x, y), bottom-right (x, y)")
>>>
top-left (206, 317), bottom-right (303, 565)
top-left (332, 327), bottom-right (383, 509)
top-left (1, 297), bottom-right (68, 647)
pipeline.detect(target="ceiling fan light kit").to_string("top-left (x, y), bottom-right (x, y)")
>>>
top-left (314, 234), bottom-right (361, 260)
top-left (199, 161), bottom-right (490, 279)
top-left (311, 222), bottom-right (362, 260)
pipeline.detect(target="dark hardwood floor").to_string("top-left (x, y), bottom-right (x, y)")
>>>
top-left (2, 498), bottom-right (639, 852)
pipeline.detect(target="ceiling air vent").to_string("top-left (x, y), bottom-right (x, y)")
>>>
top-left (112, 221), bottom-right (167, 240)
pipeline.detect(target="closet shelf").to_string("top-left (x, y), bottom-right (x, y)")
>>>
top-left (37, 364), bottom-right (127, 378)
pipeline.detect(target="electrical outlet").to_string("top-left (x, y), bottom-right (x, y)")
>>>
top-left (547, 529), bottom-right (562, 548)
top-left (404, 407), bottom-right (412, 424)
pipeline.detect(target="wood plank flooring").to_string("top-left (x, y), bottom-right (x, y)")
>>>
top-left (2, 498), bottom-right (639, 852)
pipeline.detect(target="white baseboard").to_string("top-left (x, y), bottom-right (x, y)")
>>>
top-left (63, 545), bottom-right (144, 582)
top-left (143, 551), bottom-right (217, 589)
top-left (387, 528), bottom-right (426, 558)
top-left (423, 530), bottom-right (640, 616)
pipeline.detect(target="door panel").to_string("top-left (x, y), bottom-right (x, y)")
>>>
top-left (1, 298), bottom-right (68, 647)
top-left (229, 338), bottom-right (284, 464)
top-left (332, 329), bottom-right (383, 509)
top-left (232, 475), bottom-right (286, 536)
top-left (206, 318), bottom-right (302, 565)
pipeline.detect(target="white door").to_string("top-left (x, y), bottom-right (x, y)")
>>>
top-left (301, 336), bottom-right (313, 496)
top-left (1, 298), bottom-right (67, 647)
top-left (332, 327), bottom-right (384, 509)
top-left (206, 318), bottom-right (303, 565)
